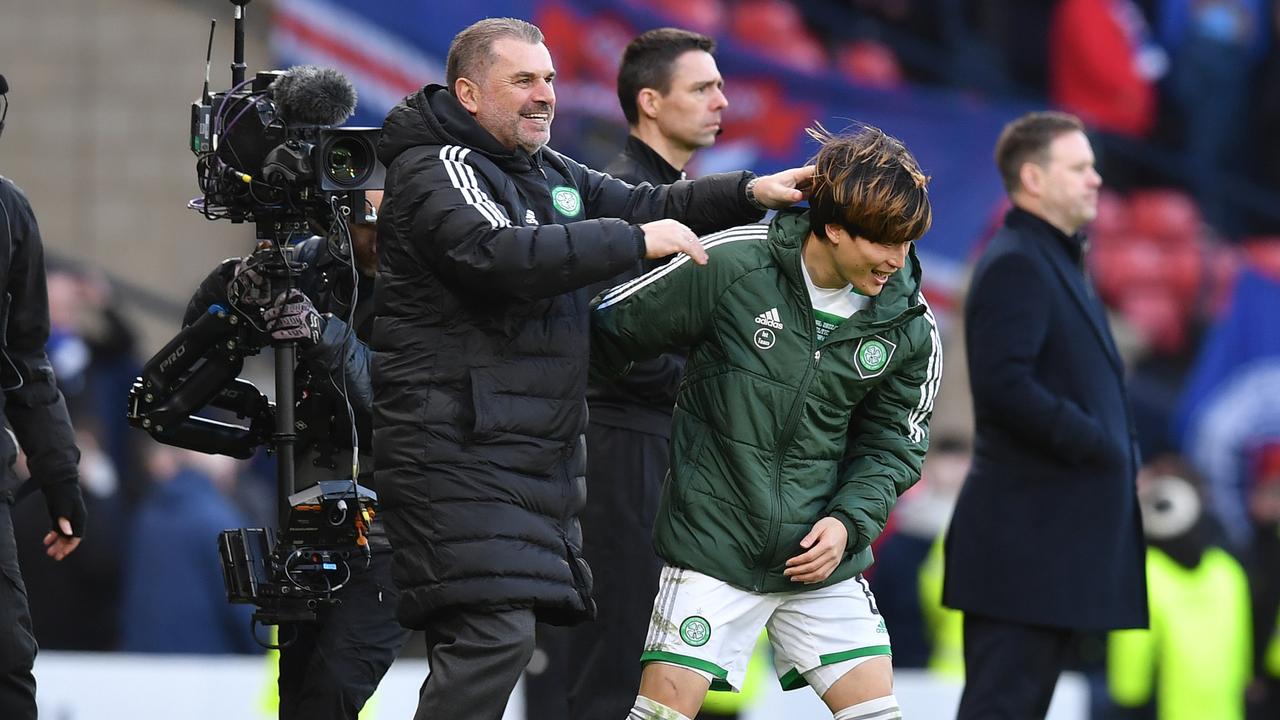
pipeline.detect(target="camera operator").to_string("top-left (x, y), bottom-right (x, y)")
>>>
top-left (184, 190), bottom-right (410, 720)
top-left (0, 73), bottom-right (88, 720)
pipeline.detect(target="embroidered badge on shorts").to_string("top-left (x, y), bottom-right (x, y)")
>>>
top-left (853, 336), bottom-right (896, 379)
top-left (551, 186), bottom-right (582, 217)
top-left (679, 615), bottom-right (711, 647)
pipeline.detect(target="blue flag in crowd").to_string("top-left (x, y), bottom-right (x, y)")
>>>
top-left (1176, 267), bottom-right (1280, 545)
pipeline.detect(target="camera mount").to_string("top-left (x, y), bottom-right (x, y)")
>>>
top-left (128, 0), bottom-right (382, 640)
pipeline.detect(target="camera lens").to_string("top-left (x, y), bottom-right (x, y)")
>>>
top-left (323, 137), bottom-right (372, 188)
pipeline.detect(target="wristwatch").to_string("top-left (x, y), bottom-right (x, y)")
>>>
top-left (745, 176), bottom-right (768, 212)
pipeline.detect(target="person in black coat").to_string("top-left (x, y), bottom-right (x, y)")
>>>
top-left (372, 18), bottom-right (813, 720)
top-left (0, 176), bottom-right (87, 718)
top-left (524, 27), bottom-right (733, 720)
top-left (184, 191), bottom-right (411, 720)
top-left (942, 111), bottom-right (1148, 719)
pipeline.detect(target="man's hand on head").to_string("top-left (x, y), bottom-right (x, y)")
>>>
top-left (640, 219), bottom-right (708, 266)
top-left (751, 165), bottom-right (816, 209)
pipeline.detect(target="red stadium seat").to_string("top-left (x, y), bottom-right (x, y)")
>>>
top-left (1117, 287), bottom-right (1186, 356)
top-left (1127, 189), bottom-right (1203, 247)
top-left (1089, 189), bottom-right (1132, 247)
top-left (647, 0), bottom-right (727, 35)
top-left (731, 0), bottom-right (828, 73)
top-left (836, 40), bottom-right (903, 89)
top-left (1089, 235), bottom-right (1165, 302)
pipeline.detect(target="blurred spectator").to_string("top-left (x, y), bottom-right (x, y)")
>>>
top-left (1108, 455), bottom-right (1251, 720)
top-left (1246, 441), bottom-right (1280, 717)
top-left (869, 436), bottom-right (970, 669)
top-left (972, 0), bottom-right (1057, 95)
top-left (1175, 266), bottom-right (1280, 549)
top-left (43, 263), bottom-right (145, 502)
top-left (1158, 0), bottom-right (1269, 236)
top-left (1051, 0), bottom-right (1167, 138)
top-left (118, 447), bottom-right (261, 655)
top-left (13, 430), bottom-right (124, 651)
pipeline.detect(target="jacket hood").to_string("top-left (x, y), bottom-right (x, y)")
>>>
top-left (768, 210), bottom-right (925, 318)
top-left (377, 84), bottom-right (535, 171)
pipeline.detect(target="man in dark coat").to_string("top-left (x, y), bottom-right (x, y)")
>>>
top-left (942, 110), bottom-right (1147, 719)
top-left (184, 191), bottom-right (411, 719)
top-left (372, 18), bottom-right (812, 720)
top-left (0, 177), bottom-right (87, 717)
top-left (527, 27), bottom-right (732, 720)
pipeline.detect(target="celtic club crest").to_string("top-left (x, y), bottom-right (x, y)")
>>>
top-left (853, 335), bottom-right (897, 379)
top-left (679, 615), bottom-right (711, 647)
top-left (550, 185), bottom-right (582, 217)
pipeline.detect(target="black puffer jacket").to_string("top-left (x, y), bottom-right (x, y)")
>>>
top-left (372, 85), bottom-right (762, 628)
top-left (0, 177), bottom-right (81, 506)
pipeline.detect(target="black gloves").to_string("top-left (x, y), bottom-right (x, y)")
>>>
top-left (264, 289), bottom-right (326, 347)
top-left (42, 479), bottom-right (87, 537)
top-left (227, 254), bottom-right (273, 308)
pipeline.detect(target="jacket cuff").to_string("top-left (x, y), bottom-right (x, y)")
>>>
top-left (632, 225), bottom-right (647, 262)
top-left (302, 314), bottom-right (348, 364)
top-left (829, 509), bottom-right (866, 555)
top-left (739, 172), bottom-right (767, 222)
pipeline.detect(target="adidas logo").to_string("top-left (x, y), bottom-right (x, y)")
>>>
top-left (754, 308), bottom-right (784, 330)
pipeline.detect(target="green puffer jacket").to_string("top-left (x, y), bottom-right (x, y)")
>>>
top-left (590, 210), bottom-right (941, 592)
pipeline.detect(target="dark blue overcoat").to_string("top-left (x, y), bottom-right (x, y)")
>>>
top-left (943, 207), bottom-right (1148, 630)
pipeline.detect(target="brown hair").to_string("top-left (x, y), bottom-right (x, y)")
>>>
top-left (993, 111), bottom-right (1084, 194)
top-left (806, 123), bottom-right (932, 246)
top-left (616, 28), bottom-right (717, 126)
top-left (446, 18), bottom-right (545, 90)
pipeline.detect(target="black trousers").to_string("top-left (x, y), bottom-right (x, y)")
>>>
top-left (526, 422), bottom-right (668, 720)
top-left (0, 500), bottom-right (36, 720)
top-left (956, 613), bottom-right (1078, 720)
top-left (278, 551), bottom-right (410, 720)
top-left (416, 607), bottom-right (537, 720)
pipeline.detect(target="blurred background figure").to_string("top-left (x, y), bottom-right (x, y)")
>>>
top-left (118, 447), bottom-right (261, 656)
top-left (1245, 442), bottom-right (1280, 718)
top-left (14, 430), bottom-right (124, 652)
top-left (1157, 0), bottom-right (1269, 237)
top-left (1107, 454), bottom-right (1251, 720)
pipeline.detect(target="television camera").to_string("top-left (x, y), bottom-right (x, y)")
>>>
top-left (127, 0), bottom-right (383, 640)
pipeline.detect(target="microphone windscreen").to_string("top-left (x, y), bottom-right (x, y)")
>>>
top-left (271, 66), bottom-right (356, 126)
top-left (0, 75), bottom-right (9, 95)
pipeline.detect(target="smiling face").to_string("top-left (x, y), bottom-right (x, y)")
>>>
top-left (807, 224), bottom-right (910, 296)
top-left (456, 37), bottom-right (556, 153)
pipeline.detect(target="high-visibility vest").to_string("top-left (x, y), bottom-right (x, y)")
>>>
top-left (1108, 546), bottom-right (1252, 720)
top-left (1267, 604), bottom-right (1280, 678)
top-left (919, 532), bottom-right (964, 678)
top-left (701, 632), bottom-right (769, 715)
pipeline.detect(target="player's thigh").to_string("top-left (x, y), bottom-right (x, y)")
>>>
top-left (819, 655), bottom-right (894, 711)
